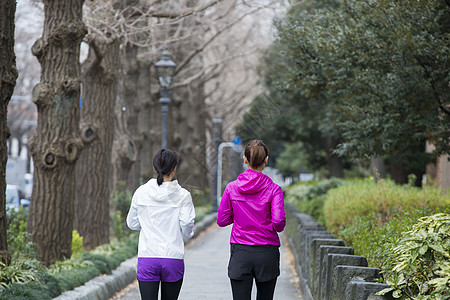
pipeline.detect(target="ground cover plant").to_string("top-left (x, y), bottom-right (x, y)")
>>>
top-left (0, 229), bottom-right (138, 300)
top-left (324, 178), bottom-right (449, 298)
top-left (285, 176), bottom-right (449, 298)
top-left (1, 203), bottom-right (139, 299)
top-left (377, 213), bottom-right (450, 299)
top-left (1, 192), bottom-right (213, 299)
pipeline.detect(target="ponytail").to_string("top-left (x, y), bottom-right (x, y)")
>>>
top-left (156, 170), bottom-right (164, 185)
top-left (244, 140), bottom-right (269, 169)
top-left (153, 149), bottom-right (179, 186)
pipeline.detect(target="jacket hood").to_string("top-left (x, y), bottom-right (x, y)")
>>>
top-left (236, 168), bottom-right (273, 194)
top-left (142, 178), bottom-right (182, 202)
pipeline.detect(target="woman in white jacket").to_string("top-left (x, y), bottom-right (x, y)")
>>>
top-left (127, 149), bottom-right (195, 300)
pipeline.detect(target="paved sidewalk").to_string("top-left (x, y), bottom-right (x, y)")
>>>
top-left (111, 224), bottom-right (301, 300)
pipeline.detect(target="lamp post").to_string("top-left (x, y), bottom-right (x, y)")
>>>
top-left (211, 117), bottom-right (222, 212)
top-left (155, 46), bottom-right (176, 149)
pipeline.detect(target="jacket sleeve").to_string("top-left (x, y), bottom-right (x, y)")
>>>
top-left (271, 185), bottom-right (286, 232)
top-left (180, 193), bottom-right (195, 239)
top-left (217, 185), bottom-right (234, 227)
top-left (126, 191), bottom-right (141, 231)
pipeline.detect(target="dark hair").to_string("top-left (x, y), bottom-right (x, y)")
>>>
top-left (153, 149), bottom-right (179, 185)
top-left (244, 140), bottom-right (268, 169)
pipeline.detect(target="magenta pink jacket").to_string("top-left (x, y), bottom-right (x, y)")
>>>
top-left (217, 168), bottom-right (286, 246)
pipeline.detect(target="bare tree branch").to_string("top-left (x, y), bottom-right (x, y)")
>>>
top-left (175, 1), bottom-right (275, 75)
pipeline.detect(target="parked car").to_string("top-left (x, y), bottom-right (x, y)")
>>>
top-left (23, 173), bottom-right (33, 199)
top-left (6, 184), bottom-right (29, 212)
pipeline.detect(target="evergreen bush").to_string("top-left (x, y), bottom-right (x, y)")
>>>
top-left (323, 178), bottom-right (449, 234)
top-left (338, 206), bottom-right (444, 270)
top-left (376, 213), bottom-right (450, 299)
top-left (0, 233), bottom-right (138, 299)
top-left (323, 178), bottom-right (449, 298)
top-left (284, 178), bottom-right (342, 224)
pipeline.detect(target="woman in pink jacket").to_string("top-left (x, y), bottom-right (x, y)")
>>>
top-left (217, 140), bottom-right (286, 300)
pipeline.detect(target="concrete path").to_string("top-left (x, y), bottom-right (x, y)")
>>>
top-left (111, 224), bottom-right (301, 300)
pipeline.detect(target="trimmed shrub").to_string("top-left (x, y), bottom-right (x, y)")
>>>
top-left (326, 179), bottom-right (450, 299)
top-left (323, 178), bottom-right (449, 235)
top-left (338, 206), bottom-right (444, 270)
top-left (284, 178), bottom-right (342, 225)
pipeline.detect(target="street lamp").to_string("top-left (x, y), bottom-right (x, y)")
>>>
top-left (211, 117), bottom-right (222, 212)
top-left (155, 46), bottom-right (177, 149)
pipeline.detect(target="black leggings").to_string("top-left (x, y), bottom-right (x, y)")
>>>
top-left (138, 279), bottom-right (183, 300)
top-left (230, 278), bottom-right (277, 300)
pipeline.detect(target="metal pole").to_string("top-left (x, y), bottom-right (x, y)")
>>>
top-left (216, 142), bottom-right (235, 209)
top-left (160, 97), bottom-right (170, 148)
top-left (211, 117), bottom-right (222, 212)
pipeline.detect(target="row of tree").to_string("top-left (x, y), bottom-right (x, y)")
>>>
top-left (236, 0), bottom-right (449, 182)
top-left (1, 0), bottom-right (281, 266)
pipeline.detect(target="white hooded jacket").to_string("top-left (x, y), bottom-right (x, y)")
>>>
top-left (126, 179), bottom-right (195, 259)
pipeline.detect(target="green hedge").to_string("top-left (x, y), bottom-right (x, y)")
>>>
top-left (284, 178), bottom-right (342, 225)
top-left (1, 202), bottom-right (211, 300)
top-left (323, 178), bottom-right (449, 234)
top-left (338, 206), bottom-right (448, 266)
top-left (342, 210), bottom-right (450, 299)
top-left (286, 178), bottom-right (450, 298)
top-left (321, 178), bottom-right (449, 299)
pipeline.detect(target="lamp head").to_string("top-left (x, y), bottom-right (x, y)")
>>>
top-left (155, 46), bottom-right (176, 96)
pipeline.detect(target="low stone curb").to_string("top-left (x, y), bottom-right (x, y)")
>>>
top-left (54, 212), bottom-right (218, 300)
top-left (285, 203), bottom-right (394, 300)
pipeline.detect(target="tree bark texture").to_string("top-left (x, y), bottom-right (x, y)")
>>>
top-left (173, 80), bottom-right (208, 191)
top-left (324, 136), bottom-right (344, 178)
top-left (27, 0), bottom-right (86, 265)
top-left (111, 43), bottom-right (138, 193)
top-left (74, 39), bottom-right (119, 250)
top-left (389, 163), bottom-right (407, 185)
top-left (371, 156), bottom-right (386, 180)
top-left (0, 0), bottom-right (18, 266)
top-left (136, 59), bottom-right (155, 184)
top-left (436, 155), bottom-right (450, 193)
top-left (122, 44), bottom-right (141, 193)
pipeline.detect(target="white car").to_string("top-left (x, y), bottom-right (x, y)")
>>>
top-left (23, 173), bottom-right (33, 199)
top-left (6, 184), bottom-right (29, 212)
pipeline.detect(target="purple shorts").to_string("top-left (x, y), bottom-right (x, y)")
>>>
top-left (137, 257), bottom-right (184, 282)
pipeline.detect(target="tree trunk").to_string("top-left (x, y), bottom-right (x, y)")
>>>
top-left (74, 39), bottom-right (118, 250)
top-left (136, 59), bottom-right (155, 184)
top-left (324, 136), bottom-right (344, 178)
top-left (173, 79), bottom-right (208, 191)
top-left (389, 163), bottom-right (407, 185)
top-left (27, 0), bottom-right (86, 265)
top-left (436, 155), bottom-right (450, 193)
top-left (371, 156), bottom-right (386, 183)
top-left (122, 44), bottom-right (141, 193)
top-left (0, 0), bottom-right (18, 266)
top-left (111, 43), bottom-right (138, 193)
